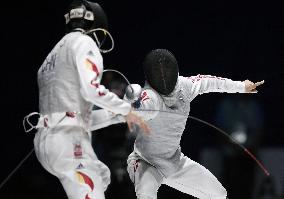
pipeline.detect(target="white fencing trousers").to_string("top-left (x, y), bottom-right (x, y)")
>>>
top-left (34, 125), bottom-right (110, 199)
top-left (127, 153), bottom-right (227, 199)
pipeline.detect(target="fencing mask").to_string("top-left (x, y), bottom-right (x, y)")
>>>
top-left (65, 0), bottom-right (113, 53)
top-left (143, 49), bottom-right (179, 95)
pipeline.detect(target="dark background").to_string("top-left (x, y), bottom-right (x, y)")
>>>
top-left (1, 0), bottom-right (284, 199)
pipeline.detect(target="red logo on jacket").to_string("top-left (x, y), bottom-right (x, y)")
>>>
top-left (141, 91), bottom-right (149, 102)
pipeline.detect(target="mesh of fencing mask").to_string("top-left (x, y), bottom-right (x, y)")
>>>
top-left (143, 49), bottom-right (179, 95)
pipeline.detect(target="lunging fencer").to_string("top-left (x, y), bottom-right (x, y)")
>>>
top-left (123, 49), bottom-right (264, 199)
top-left (26, 1), bottom-right (149, 199)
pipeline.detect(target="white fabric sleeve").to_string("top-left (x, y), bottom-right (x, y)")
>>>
top-left (89, 109), bottom-right (126, 131)
top-left (131, 89), bottom-right (160, 121)
top-left (184, 75), bottom-right (246, 101)
top-left (71, 35), bottom-right (131, 116)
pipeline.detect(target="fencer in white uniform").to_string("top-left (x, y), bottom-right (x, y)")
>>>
top-left (29, 1), bottom-right (148, 199)
top-left (88, 49), bottom-right (264, 199)
top-left (122, 49), bottom-right (262, 199)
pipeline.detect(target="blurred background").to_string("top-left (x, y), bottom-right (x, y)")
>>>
top-left (0, 0), bottom-right (284, 198)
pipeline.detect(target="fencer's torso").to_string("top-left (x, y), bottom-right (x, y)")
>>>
top-left (37, 32), bottom-right (101, 123)
top-left (133, 75), bottom-right (245, 177)
top-left (134, 76), bottom-right (192, 177)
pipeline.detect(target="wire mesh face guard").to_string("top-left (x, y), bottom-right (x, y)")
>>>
top-left (143, 49), bottom-right (179, 95)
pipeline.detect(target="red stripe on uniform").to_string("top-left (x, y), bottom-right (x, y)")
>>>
top-left (187, 75), bottom-right (225, 83)
top-left (90, 80), bottom-right (99, 88)
top-left (98, 92), bottom-right (106, 96)
top-left (87, 58), bottom-right (99, 76)
top-left (77, 171), bottom-right (94, 190)
top-left (90, 81), bottom-right (106, 96)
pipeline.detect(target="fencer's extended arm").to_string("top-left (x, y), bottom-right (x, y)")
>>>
top-left (71, 35), bottom-right (131, 116)
top-left (89, 109), bottom-right (126, 131)
top-left (185, 75), bottom-right (245, 99)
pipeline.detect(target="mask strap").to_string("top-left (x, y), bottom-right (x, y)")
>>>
top-left (23, 112), bottom-right (40, 133)
top-left (86, 28), bottom-right (114, 53)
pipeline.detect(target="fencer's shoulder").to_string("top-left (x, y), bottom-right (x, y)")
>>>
top-left (178, 76), bottom-right (188, 81)
top-left (179, 75), bottom-right (200, 81)
top-left (179, 75), bottom-right (210, 85)
top-left (178, 75), bottom-right (194, 85)
top-left (68, 32), bottom-right (94, 45)
top-left (66, 32), bottom-right (94, 48)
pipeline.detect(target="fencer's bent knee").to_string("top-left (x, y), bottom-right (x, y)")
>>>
top-left (127, 161), bottom-right (160, 199)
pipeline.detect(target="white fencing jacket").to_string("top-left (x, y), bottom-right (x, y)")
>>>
top-left (132, 75), bottom-right (245, 177)
top-left (37, 32), bottom-right (131, 129)
top-left (91, 75), bottom-right (246, 177)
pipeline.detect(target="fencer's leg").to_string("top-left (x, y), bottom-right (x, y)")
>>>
top-left (164, 154), bottom-right (227, 199)
top-left (127, 154), bottom-right (163, 199)
top-left (58, 129), bottom-right (109, 199)
top-left (35, 126), bottom-right (109, 199)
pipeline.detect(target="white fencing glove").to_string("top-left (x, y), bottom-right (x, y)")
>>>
top-left (124, 84), bottom-right (142, 103)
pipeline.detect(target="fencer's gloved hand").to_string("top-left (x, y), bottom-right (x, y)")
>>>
top-left (124, 84), bottom-right (142, 103)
